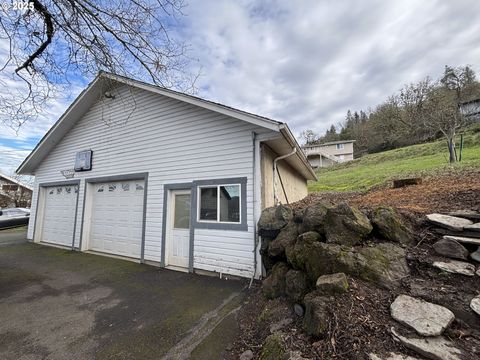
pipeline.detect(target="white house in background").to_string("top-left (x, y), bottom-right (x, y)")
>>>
top-left (0, 173), bottom-right (33, 208)
top-left (16, 72), bottom-right (316, 279)
top-left (460, 98), bottom-right (480, 120)
top-left (303, 140), bottom-right (355, 168)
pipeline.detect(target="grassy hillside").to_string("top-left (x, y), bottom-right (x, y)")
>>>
top-left (308, 125), bottom-right (480, 192)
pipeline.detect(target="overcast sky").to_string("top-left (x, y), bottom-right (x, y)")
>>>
top-left (1, 0), bottom-right (480, 175)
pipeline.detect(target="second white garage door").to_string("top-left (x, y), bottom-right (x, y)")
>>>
top-left (89, 179), bottom-right (144, 258)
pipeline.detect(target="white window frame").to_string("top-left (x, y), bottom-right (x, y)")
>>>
top-left (197, 183), bottom-right (241, 225)
top-left (336, 143), bottom-right (345, 150)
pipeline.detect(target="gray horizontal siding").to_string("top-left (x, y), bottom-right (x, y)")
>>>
top-left (28, 84), bottom-right (274, 277)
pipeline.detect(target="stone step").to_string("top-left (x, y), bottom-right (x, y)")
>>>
top-left (432, 260), bottom-right (476, 276)
top-left (434, 228), bottom-right (480, 238)
top-left (443, 235), bottom-right (480, 246)
top-left (390, 295), bottom-right (454, 336)
top-left (433, 238), bottom-right (469, 260)
top-left (426, 213), bottom-right (473, 231)
top-left (391, 327), bottom-right (464, 360)
top-left (447, 210), bottom-right (480, 221)
top-left (369, 352), bottom-right (420, 360)
top-left (464, 223), bottom-right (480, 232)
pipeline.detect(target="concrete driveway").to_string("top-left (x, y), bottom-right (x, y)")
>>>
top-left (0, 226), bottom-right (28, 247)
top-left (0, 233), bottom-right (245, 360)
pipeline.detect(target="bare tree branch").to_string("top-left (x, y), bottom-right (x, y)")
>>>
top-left (0, 0), bottom-right (198, 132)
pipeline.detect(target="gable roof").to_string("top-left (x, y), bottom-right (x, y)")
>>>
top-left (0, 173), bottom-right (33, 191)
top-left (16, 72), bottom-right (316, 180)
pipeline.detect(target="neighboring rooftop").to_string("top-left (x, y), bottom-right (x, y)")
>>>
top-left (303, 140), bottom-right (356, 148)
top-left (0, 173), bottom-right (33, 191)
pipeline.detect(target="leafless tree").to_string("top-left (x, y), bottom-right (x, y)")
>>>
top-left (299, 129), bottom-right (320, 146)
top-left (0, 0), bottom-right (198, 133)
top-left (422, 66), bottom-right (476, 163)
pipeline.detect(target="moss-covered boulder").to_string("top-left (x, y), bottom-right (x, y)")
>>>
top-left (286, 231), bottom-right (322, 275)
top-left (316, 273), bottom-right (349, 294)
top-left (262, 262), bottom-right (289, 299)
top-left (355, 243), bottom-right (410, 288)
top-left (285, 269), bottom-right (309, 302)
top-left (268, 222), bottom-right (299, 259)
top-left (259, 333), bottom-right (287, 360)
top-left (324, 202), bottom-right (373, 246)
top-left (288, 237), bottom-right (409, 289)
top-left (303, 292), bottom-right (331, 337)
top-left (371, 206), bottom-right (413, 246)
top-left (258, 205), bottom-right (293, 238)
top-left (301, 202), bottom-right (331, 234)
top-left (293, 207), bottom-right (306, 224)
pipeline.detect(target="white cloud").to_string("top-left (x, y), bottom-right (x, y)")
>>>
top-left (180, 0), bottom-right (480, 136)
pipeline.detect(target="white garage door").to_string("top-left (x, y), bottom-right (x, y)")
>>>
top-left (89, 180), bottom-right (144, 258)
top-left (42, 185), bottom-right (78, 246)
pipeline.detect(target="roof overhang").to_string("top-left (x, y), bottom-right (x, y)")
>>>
top-left (0, 173), bottom-right (33, 191)
top-left (17, 72), bottom-right (316, 181)
top-left (260, 125), bottom-right (317, 181)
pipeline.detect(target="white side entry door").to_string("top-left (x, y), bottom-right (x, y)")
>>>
top-left (167, 190), bottom-right (191, 269)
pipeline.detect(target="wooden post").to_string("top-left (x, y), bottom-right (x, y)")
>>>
top-left (459, 134), bottom-right (464, 162)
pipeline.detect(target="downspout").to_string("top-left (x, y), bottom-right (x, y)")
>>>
top-left (250, 131), bottom-right (258, 287)
top-left (273, 147), bottom-right (296, 206)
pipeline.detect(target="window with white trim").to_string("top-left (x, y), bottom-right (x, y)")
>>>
top-left (336, 143), bottom-right (345, 150)
top-left (198, 184), bottom-right (241, 224)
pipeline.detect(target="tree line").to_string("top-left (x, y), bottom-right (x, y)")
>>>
top-left (300, 65), bottom-right (480, 162)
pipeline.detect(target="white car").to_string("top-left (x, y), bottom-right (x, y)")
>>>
top-left (0, 208), bottom-right (30, 230)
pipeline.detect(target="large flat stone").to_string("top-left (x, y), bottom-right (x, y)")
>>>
top-left (432, 238), bottom-right (468, 260)
top-left (470, 295), bottom-right (480, 316)
top-left (391, 328), bottom-right (464, 360)
top-left (464, 223), bottom-right (480, 232)
top-left (447, 210), bottom-right (480, 221)
top-left (426, 214), bottom-right (473, 231)
top-left (432, 260), bottom-right (475, 276)
top-left (390, 295), bottom-right (454, 336)
top-left (369, 353), bottom-right (420, 360)
top-left (435, 228), bottom-right (480, 238)
top-left (443, 235), bottom-right (480, 246)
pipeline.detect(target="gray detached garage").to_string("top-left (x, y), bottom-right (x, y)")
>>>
top-left (17, 72), bottom-right (316, 279)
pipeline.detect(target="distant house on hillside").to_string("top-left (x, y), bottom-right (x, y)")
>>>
top-left (303, 140), bottom-right (355, 168)
top-left (460, 98), bottom-right (480, 120)
top-left (0, 173), bottom-right (33, 208)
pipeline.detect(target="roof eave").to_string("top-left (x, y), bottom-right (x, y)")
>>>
top-left (278, 124), bottom-right (317, 181)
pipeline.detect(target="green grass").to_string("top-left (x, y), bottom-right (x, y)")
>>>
top-left (308, 125), bottom-right (480, 193)
top-left (0, 225), bottom-right (28, 233)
